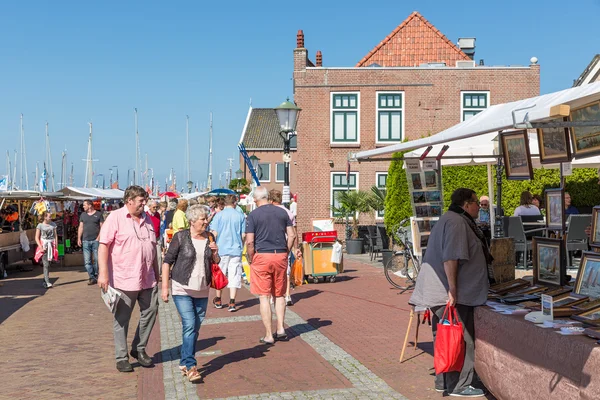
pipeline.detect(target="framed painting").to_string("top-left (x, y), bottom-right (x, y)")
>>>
top-left (545, 188), bottom-right (565, 230)
top-left (574, 251), bottom-right (600, 299)
top-left (551, 292), bottom-right (588, 308)
top-left (537, 117), bottom-right (572, 164)
top-left (572, 305), bottom-right (600, 327)
top-left (489, 279), bottom-right (530, 294)
top-left (592, 206), bottom-right (600, 245)
top-left (501, 130), bottom-right (534, 180)
top-left (569, 101), bottom-right (600, 159)
top-left (532, 237), bottom-right (567, 286)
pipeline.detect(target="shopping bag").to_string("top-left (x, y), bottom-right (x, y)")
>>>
top-left (433, 305), bottom-right (465, 375)
top-left (291, 259), bottom-right (303, 287)
top-left (34, 245), bottom-right (45, 263)
top-left (208, 233), bottom-right (228, 290)
top-left (20, 230), bottom-right (30, 252)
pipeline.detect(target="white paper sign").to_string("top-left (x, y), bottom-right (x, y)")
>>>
top-left (422, 158), bottom-right (437, 171)
top-left (541, 294), bottom-right (553, 319)
top-left (405, 160), bottom-right (421, 172)
top-left (561, 162), bottom-right (573, 176)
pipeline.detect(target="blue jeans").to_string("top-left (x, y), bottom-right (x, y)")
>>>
top-left (172, 295), bottom-right (208, 369)
top-left (82, 240), bottom-right (99, 279)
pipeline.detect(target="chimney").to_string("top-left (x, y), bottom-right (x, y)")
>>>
top-left (316, 50), bottom-right (322, 67)
top-left (297, 30), bottom-right (304, 48)
top-left (457, 38), bottom-right (476, 60)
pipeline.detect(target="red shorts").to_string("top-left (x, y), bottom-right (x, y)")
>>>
top-left (250, 252), bottom-right (288, 297)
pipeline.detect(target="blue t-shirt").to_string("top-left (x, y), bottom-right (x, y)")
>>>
top-left (210, 207), bottom-right (245, 256)
top-left (246, 204), bottom-right (292, 252)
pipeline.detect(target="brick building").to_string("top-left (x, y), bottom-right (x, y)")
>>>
top-left (239, 108), bottom-right (298, 194)
top-left (292, 11), bottom-right (541, 237)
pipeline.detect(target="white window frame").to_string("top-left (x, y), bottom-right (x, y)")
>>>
top-left (258, 163), bottom-right (271, 183)
top-left (375, 172), bottom-right (388, 219)
top-left (460, 91), bottom-right (490, 122)
top-left (330, 92), bottom-right (360, 145)
top-left (375, 91), bottom-right (404, 144)
top-left (275, 163), bottom-right (285, 183)
top-left (330, 171), bottom-right (359, 218)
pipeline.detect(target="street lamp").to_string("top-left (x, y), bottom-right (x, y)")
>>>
top-left (187, 180), bottom-right (193, 193)
top-left (274, 98), bottom-right (301, 207)
top-left (249, 155), bottom-right (260, 181)
top-left (235, 169), bottom-right (243, 193)
top-left (96, 174), bottom-right (105, 189)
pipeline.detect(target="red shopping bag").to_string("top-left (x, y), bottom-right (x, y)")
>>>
top-left (433, 305), bottom-right (465, 374)
top-left (207, 233), bottom-right (228, 290)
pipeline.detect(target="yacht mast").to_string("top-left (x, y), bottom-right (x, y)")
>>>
top-left (135, 108), bottom-right (140, 186)
top-left (207, 112), bottom-right (213, 190)
top-left (186, 115), bottom-right (190, 184)
top-left (45, 122), bottom-right (56, 191)
top-left (84, 123), bottom-right (94, 188)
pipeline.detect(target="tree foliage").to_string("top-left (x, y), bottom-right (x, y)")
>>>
top-left (331, 190), bottom-right (374, 238)
top-left (384, 151), bottom-right (412, 235)
top-left (228, 178), bottom-right (250, 195)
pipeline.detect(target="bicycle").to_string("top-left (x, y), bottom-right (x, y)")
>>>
top-left (384, 218), bottom-right (421, 291)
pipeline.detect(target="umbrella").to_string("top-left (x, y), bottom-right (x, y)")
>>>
top-left (207, 188), bottom-right (237, 196)
top-left (159, 191), bottom-right (179, 198)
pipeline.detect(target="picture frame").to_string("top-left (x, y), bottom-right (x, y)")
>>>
top-left (544, 188), bottom-right (565, 230)
top-left (412, 191), bottom-right (427, 204)
top-left (571, 305), bottom-right (600, 327)
top-left (574, 251), bottom-right (600, 299)
top-left (532, 237), bottom-right (567, 286)
top-left (551, 292), bottom-right (588, 308)
top-left (573, 298), bottom-right (600, 312)
top-left (501, 130), bottom-right (534, 180)
top-left (591, 206), bottom-right (600, 245)
top-left (541, 287), bottom-right (573, 298)
top-left (410, 173), bottom-right (423, 190)
top-left (569, 101), bottom-right (600, 159)
top-left (489, 279), bottom-right (530, 294)
top-left (536, 117), bottom-right (572, 164)
top-left (424, 171), bottom-right (437, 188)
top-left (510, 284), bottom-right (549, 296)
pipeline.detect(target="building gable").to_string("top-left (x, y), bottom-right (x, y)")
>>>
top-left (241, 108), bottom-right (293, 149)
top-left (356, 11), bottom-right (470, 68)
top-left (574, 54), bottom-right (600, 86)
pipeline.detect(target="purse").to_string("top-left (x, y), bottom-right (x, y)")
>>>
top-left (208, 234), bottom-right (228, 290)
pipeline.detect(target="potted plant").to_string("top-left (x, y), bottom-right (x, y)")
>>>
top-left (331, 190), bottom-right (374, 254)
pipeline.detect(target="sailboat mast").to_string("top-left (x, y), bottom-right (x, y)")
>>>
top-left (135, 108), bottom-right (139, 186)
top-left (207, 112), bottom-right (213, 190)
top-left (85, 122), bottom-right (93, 188)
top-left (45, 122), bottom-right (56, 192)
top-left (186, 115), bottom-right (190, 183)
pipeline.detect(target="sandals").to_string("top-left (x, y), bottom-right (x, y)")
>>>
top-left (274, 332), bottom-right (288, 341)
top-left (259, 337), bottom-right (275, 345)
top-left (180, 365), bottom-right (202, 382)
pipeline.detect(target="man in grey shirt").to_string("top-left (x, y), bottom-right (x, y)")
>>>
top-left (410, 188), bottom-right (491, 398)
top-left (78, 200), bottom-right (104, 285)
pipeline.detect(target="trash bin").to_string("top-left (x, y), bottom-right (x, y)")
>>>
top-left (301, 231), bottom-right (343, 283)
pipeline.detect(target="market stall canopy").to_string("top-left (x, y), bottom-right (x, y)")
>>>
top-left (180, 191), bottom-right (208, 200)
top-left (59, 187), bottom-right (124, 199)
top-left (158, 191), bottom-right (179, 199)
top-left (0, 190), bottom-right (65, 200)
top-left (207, 188), bottom-right (237, 196)
top-left (352, 81), bottom-right (600, 161)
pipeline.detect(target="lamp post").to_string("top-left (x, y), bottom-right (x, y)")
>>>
top-left (235, 168), bottom-right (243, 193)
top-left (249, 155), bottom-right (260, 182)
top-left (274, 98), bottom-right (301, 208)
top-left (187, 180), bottom-right (193, 193)
top-left (96, 174), bottom-right (105, 189)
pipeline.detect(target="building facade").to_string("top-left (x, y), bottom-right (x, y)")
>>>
top-left (292, 11), bottom-right (541, 237)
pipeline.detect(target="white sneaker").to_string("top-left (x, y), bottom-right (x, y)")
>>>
top-left (46, 282), bottom-right (53, 288)
top-left (285, 295), bottom-right (293, 306)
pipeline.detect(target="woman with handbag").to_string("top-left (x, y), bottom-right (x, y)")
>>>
top-left (161, 205), bottom-right (220, 383)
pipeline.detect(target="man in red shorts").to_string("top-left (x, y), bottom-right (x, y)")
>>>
top-left (245, 186), bottom-right (295, 344)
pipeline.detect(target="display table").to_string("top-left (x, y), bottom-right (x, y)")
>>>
top-left (475, 306), bottom-right (600, 400)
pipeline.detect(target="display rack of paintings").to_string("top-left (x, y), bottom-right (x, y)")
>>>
top-left (536, 117), bottom-right (572, 164)
top-left (591, 207), bottom-right (600, 246)
top-left (544, 188), bottom-right (566, 230)
top-left (501, 130), bottom-right (534, 180)
top-left (405, 158), bottom-right (443, 253)
top-left (574, 252), bottom-right (600, 299)
top-left (569, 101), bottom-right (600, 159)
top-left (532, 237), bottom-right (567, 286)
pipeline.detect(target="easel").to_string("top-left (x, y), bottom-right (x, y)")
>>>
top-left (399, 306), bottom-right (428, 363)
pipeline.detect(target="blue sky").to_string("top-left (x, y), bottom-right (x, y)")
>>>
top-left (1, 0), bottom-right (598, 191)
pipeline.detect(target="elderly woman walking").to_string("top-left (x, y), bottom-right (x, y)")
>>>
top-left (161, 205), bottom-right (219, 382)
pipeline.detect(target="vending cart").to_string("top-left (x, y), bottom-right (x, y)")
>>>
top-left (301, 231), bottom-right (343, 283)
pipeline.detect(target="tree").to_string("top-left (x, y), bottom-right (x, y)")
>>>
top-left (228, 178), bottom-right (250, 195)
top-left (331, 190), bottom-right (374, 238)
top-left (384, 151), bottom-right (412, 237)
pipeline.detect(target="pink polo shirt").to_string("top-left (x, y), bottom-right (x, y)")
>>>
top-left (100, 206), bottom-right (157, 291)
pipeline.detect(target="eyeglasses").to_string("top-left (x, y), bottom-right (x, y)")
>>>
top-left (480, 203), bottom-right (489, 206)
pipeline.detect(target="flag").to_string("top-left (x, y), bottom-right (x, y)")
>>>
top-left (40, 164), bottom-right (48, 192)
top-left (111, 181), bottom-right (119, 189)
top-left (0, 175), bottom-right (7, 191)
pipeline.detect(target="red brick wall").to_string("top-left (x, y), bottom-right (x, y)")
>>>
top-left (293, 62), bottom-right (541, 237)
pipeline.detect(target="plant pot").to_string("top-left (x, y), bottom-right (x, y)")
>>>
top-left (346, 238), bottom-right (364, 254)
top-left (382, 249), bottom-right (394, 266)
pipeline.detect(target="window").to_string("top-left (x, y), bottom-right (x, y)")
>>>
top-left (257, 163), bottom-right (271, 182)
top-left (375, 173), bottom-right (387, 218)
top-left (289, 135), bottom-right (297, 149)
top-left (377, 92), bottom-right (404, 142)
top-left (331, 172), bottom-right (358, 217)
top-left (275, 163), bottom-right (285, 182)
top-left (331, 93), bottom-right (359, 143)
top-left (461, 91), bottom-right (489, 121)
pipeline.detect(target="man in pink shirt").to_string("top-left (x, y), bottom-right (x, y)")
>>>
top-left (98, 186), bottom-right (159, 373)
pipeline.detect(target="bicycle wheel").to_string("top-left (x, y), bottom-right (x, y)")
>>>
top-left (384, 252), bottom-right (417, 289)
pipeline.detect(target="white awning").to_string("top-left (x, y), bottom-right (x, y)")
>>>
top-left (352, 81), bottom-right (600, 161)
top-left (59, 187), bottom-right (125, 199)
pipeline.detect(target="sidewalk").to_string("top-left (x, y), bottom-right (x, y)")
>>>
top-left (0, 255), bottom-right (494, 400)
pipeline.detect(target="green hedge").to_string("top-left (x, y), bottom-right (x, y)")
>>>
top-left (385, 154), bottom-right (600, 230)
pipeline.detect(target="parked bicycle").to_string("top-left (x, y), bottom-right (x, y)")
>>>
top-left (384, 218), bottom-right (420, 291)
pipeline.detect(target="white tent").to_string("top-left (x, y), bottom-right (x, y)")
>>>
top-left (179, 191), bottom-right (208, 200)
top-left (353, 81), bottom-right (600, 161)
top-left (59, 186), bottom-right (125, 199)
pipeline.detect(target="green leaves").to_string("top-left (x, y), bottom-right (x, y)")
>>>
top-left (332, 190), bottom-right (376, 238)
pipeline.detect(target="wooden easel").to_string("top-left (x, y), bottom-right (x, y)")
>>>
top-left (399, 307), bottom-right (424, 363)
